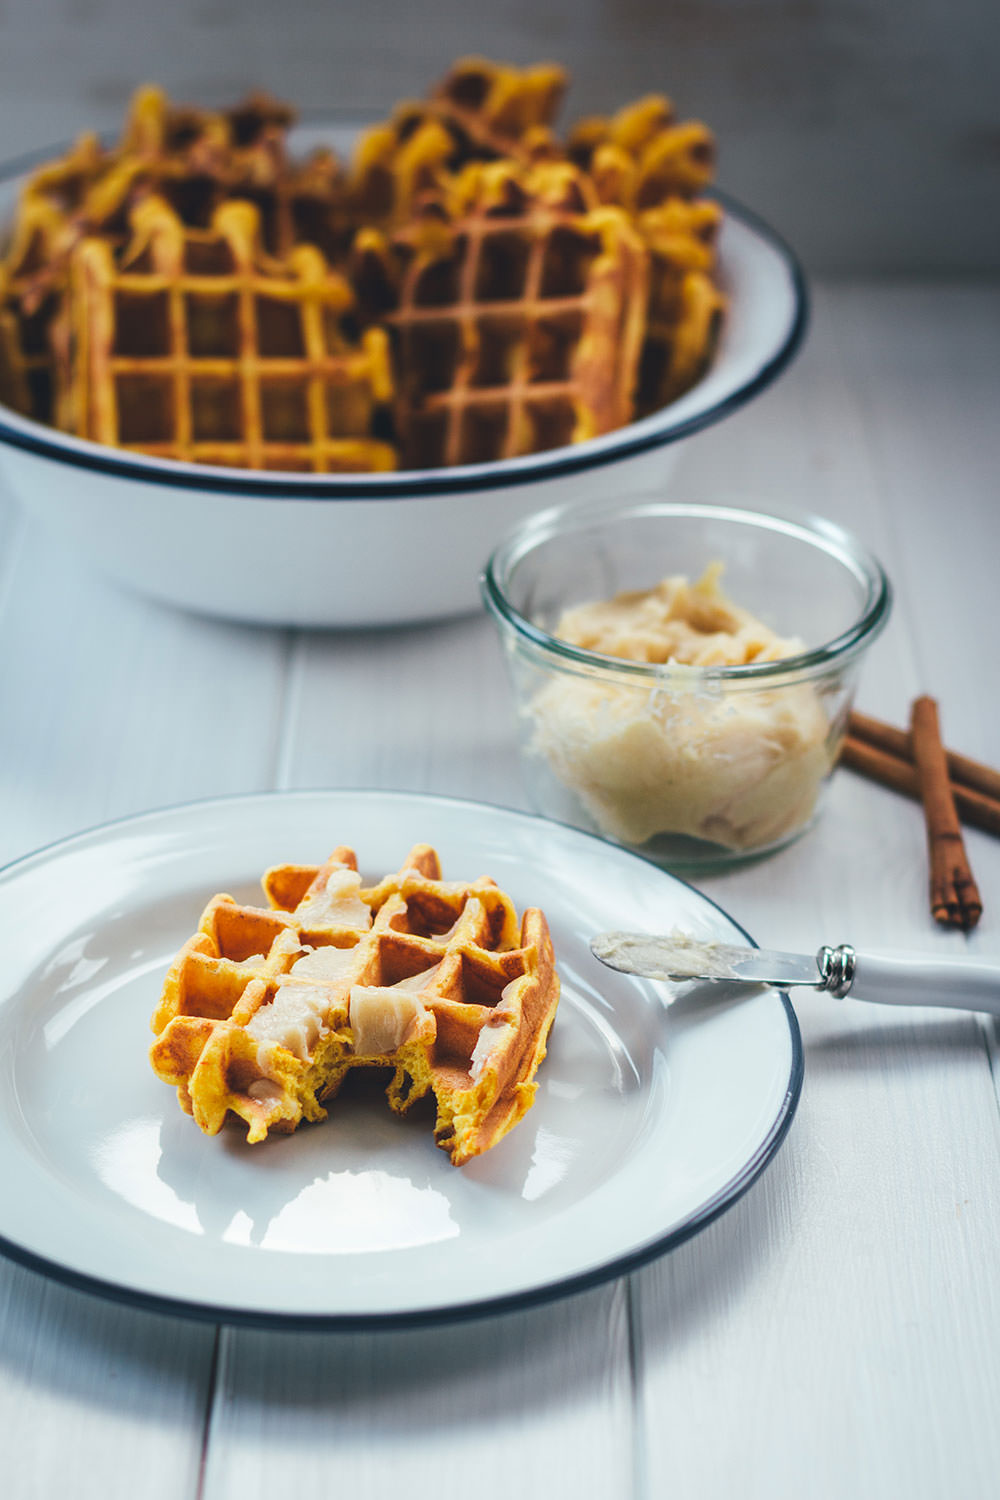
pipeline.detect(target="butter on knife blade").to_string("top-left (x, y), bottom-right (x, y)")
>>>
top-left (589, 931), bottom-right (822, 987)
top-left (589, 932), bottom-right (1000, 1015)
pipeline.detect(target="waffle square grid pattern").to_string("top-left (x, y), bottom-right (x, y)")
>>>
top-left (149, 842), bottom-right (561, 1166)
top-left (381, 173), bottom-right (649, 467)
top-left (0, 59), bottom-right (728, 472)
top-left (68, 198), bottom-right (395, 471)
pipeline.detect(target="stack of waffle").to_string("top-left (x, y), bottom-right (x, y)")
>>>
top-left (149, 841), bottom-right (560, 1165)
top-left (0, 59), bottom-right (726, 470)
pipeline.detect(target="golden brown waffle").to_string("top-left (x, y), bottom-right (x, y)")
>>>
top-left (428, 55), bottom-right (567, 160)
top-left (113, 86), bottom-right (348, 260)
top-left (348, 56), bottom-right (566, 231)
top-left (347, 112), bottom-right (456, 233)
top-left (0, 87), bottom-right (347, 422)
top-left (58, 195), bottom-right (395, 470)
top-left (119, 83), bottom-right (293, 161)
top-left (0, 62), bottom-right (729, 464)
top-left (634, 197), bottom-right (726, 413)
top-left (355, 159), bottom-right (648, 467)
top-left (565, 99), bottom-right (725, 414)
top-left (567, 94), bottom-right (717, 210)
top-left (149, 842), bottom-right (560, 1166)
top-left (0, 288), bottom-right (28, 413)
top-left (0, 134), bottom-right (113, 420)
top-left (0, 220), bottom-right (63, 420)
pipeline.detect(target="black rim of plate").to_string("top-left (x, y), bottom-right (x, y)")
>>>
top-left (0, 787), bottom-right (804, 1330)
top-left (0, 127), bottom-right (809, 500)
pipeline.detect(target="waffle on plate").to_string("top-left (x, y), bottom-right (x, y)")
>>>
top-left (149, 841), bottom-right (561, 1166)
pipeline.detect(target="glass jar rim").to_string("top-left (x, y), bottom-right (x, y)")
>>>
top-left (481, 497), bottom-right (892, 685)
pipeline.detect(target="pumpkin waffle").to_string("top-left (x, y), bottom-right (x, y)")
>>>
top-left (354, 159), bottom-right (648, 467)
top-left (565, 100), bottom-right (724, 413)
top-left (58, 195), bottom-right (395, 470)
top-left (149, 842), bottom-right (560, 1166)
top-left (0, 61), bottom-right (729, 464)
top-left (0, 133), bottom-right (112, 420)
top-left (112, 85), bottom-right (347, 260)
top-left (348, 56), bottom-right (566, 230)
top-left (634, 197), bottom-right (726, 413)
top-left (0, 86), bottom-right (347, 422)
top-left (427, 55), bottom-right (567, 161)
top-left (567, 93), bottom-right (717, 210)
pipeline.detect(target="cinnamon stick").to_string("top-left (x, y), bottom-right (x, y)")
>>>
top-left (909, 696), bottom-right (982, 931)
top-left (848, 710), bottom-right (1000, 805)
top-left (840, 729), bottom-right (1000, 838)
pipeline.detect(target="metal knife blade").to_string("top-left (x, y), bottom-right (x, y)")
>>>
top-left (590, 931), bottom-right (822, 988)
top-left (590, 934), bottom-right (1000, 1016)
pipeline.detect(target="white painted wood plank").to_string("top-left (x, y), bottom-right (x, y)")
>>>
top-left (635, 281), bottom-right (1000, 1498)
top-left (0, 514), bottom-right (292, 867)
top-left (633, 1032), bottom-right (1000, 1499)
top-left (1, 1265), bottom-right (217, 1499)
top-left (274, 615), bottom-right (526, 810)
top-left (203, 1284), bottom-right (633, 1500)
top-left (819, 284), bottom-right (1000, 758)
top-left (0, 512), bottom-right (293, 1495)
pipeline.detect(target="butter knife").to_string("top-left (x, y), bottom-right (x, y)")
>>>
top-left (590, 932), bottom-right (1000, 1015)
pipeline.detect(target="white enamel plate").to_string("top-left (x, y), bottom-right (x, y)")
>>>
top-left (0, 790), bottom-right (802, 1326)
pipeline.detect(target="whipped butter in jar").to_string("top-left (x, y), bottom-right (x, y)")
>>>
top-left (531, 564), bottom-right (832, 853)
top-left (482, 499), bottom-right (891, 869)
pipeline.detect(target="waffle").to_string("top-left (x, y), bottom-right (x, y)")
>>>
top-left (119, 83), bottom-right (293, 160)
top-left (58, 195), bottom-right (395, 470)
top-left (0, 61), bottom-right (729, 465)
top-left (149, 842), bottom-right (560, 1166)
top-left (0, 217), bottom-right (64, 420)
top-left (567, 94), bottom-right (717, 210)
top-left (0, 290), bottom-right (28, 413)
top-left (348, 57), bottom-right (566, 230)
top-left (634, 197), bottom-right (726, 413)
top-left (565, 101), bottom-right (724, 413)
top-left (428, 56), bottom-right (567, 161)
top-left (348, 113), bottom-right (456, 232)
top-left (0, 87), bottom-right (348, 422)
top-left (355, 159), bottom-right (648, 467)
top-left (114, 86), bottom-right (348, 260)
top-left (0, 134), bottom-right (113, 420)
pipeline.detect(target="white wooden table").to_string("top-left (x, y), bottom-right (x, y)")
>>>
top-left (2, 281), bottom-right (999, 1498)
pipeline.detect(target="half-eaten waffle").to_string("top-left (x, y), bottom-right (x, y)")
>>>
top-left (149, 842), bottom-right (560, 1166)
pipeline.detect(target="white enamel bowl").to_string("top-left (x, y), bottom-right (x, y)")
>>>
top-left (0, 124), bottom-right (807, 627)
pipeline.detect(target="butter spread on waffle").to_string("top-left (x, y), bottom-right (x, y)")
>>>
top-left (149, 843), bottom-right (560, 1165)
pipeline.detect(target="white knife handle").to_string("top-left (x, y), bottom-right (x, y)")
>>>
top-left (844, 951), bottom-right (1000, 1016)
